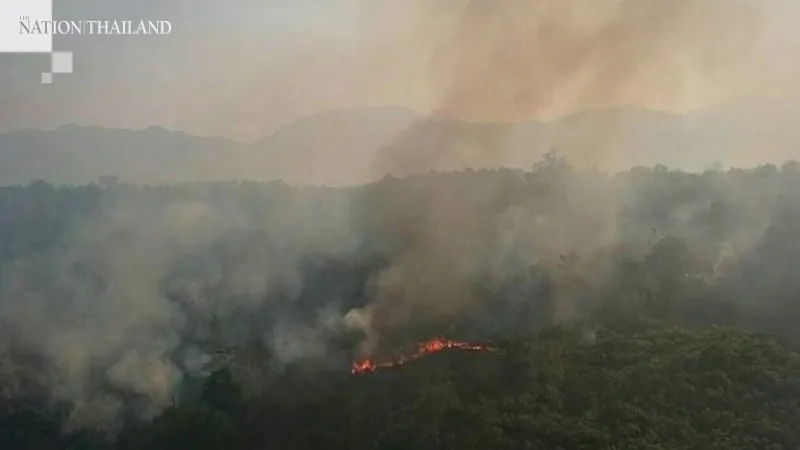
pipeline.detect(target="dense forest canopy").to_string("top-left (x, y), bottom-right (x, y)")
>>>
top-left (1, 155), bottom-right (800, 448)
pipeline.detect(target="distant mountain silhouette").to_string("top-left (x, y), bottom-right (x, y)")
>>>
top-left (2, 102), bottom-right (799, 186)
top-left (249, 106), bottom-right (418, 184)
top-left (0, 125), bottom-right (246, 185)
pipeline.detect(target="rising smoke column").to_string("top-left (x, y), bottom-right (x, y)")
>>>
top-left (347, 0), bottom-right (763, 357)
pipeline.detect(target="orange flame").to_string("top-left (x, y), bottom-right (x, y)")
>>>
top-left (351, 337), bottom-right (495, 375)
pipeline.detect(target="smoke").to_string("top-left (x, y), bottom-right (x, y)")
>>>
top-left (1, 0), bottom-right (798, 436)
top-left (373, 0), bottom-right (762, 174)
top-left (0, 184), bottom-right (361, 429)
top-left (346, 159), bottom-right (622, 356)
top-left (347, 0), bottom-right (764, 352)
top-left (1, 162), bottom-right (799, 432)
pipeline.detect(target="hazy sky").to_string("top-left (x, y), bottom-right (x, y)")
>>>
top-left (2, 0), bottom-right (800, 141)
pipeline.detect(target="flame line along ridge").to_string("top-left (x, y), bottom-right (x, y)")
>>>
top-left (350, 337), bottom-right (498, 375)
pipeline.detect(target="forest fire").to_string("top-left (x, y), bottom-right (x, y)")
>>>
top-left (351, 338), bottom-right (496, 375)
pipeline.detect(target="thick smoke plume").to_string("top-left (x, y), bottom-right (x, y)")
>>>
top-left (373, 0), bottom-right (761, 174)
top-left (348, 0), bottom-right (763, 352)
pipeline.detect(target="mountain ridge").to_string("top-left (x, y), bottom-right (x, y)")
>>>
top-left (2, 103), bottom-right (799, 186)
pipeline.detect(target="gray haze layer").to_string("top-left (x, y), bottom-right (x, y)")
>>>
top-left (2, 0), bottom-right (800, 140)
top-left (2, 103), bottom-right (800, 187)
top-left (1, 0), bottom-right (800, 436)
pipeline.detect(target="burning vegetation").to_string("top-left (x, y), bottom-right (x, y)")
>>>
top-left (351, 338), bottom-right (498, 375)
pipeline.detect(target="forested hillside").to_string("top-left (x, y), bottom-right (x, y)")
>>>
top-left (1, 155), bottom-right (800, 448)
top-left (4, 327), bottom-right (800, 449)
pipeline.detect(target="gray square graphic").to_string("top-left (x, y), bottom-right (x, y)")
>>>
top-left (51, 51), bottom-right (73, 74)
top-left (41, 72), bottom-right (52, 84)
